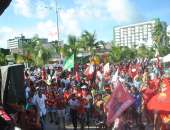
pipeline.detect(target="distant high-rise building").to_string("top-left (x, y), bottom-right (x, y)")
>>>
top-left (7, 35), bottom-right (31, 54)
top-left (7, 35), bottom-right (48, 54)
top-left (113, 19), bottom-right (166, 48)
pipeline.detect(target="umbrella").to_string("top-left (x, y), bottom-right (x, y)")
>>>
top-left (147, 91), bottom-right (170, 112)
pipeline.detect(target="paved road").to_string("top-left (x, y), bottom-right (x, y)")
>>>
top-left (46, 122), bottom-right (153, 130)
top-left (45, 114), bottom-right (153, 130)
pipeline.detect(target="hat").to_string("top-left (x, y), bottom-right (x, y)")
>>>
top-left (81, 85), bottom-right (87, 89)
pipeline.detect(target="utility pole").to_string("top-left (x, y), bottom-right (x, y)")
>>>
top-left (44, 0), bottom-right (60, 42)
top-left (55, 0), bottom-right (60, 42)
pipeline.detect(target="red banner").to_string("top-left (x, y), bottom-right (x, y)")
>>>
top-left (105, 81), bottom-right (134, 126)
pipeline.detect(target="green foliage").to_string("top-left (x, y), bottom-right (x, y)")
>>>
top-left (109, 45), bottom-right (137, 63)
top-left (15, 54), bottom-right (25, 64)
top-left (52, 40), bottom-right (61, 56)
top-left (152, 18), bottom-right (170, 56)
top-left (109, 45), bottom-right (121, 63)
top-left (22, 36), bottom-right (53, 66)
top-left (148, 47), bottom-right (155, 59)
top-left (136, 44), bottom-right (149, 58)
top-left (80, 30), bottom-right (99, 53)
top-left (158, 46), bottom-right (170, 57)
top-left (0, 52), bottom-right (6, 65)
top-left (121, 47), bottom-right (136, 60)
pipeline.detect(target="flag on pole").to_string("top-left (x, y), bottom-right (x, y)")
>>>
top-left (155, 48), bottom-right (163, 75)
top-left (84, 64), bottom-right (94, 76)
top-left (103, 63), bottom-right (110, 75)
top-left (84, 64), bottom-right (94, 80)
top-left (75, 71), bottom-right (80, 81)
top-left (63, 54), bottom-right (74, 70)
top-left (105, 81), bottom-right (134, 126)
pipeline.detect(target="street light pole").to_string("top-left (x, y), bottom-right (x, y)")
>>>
top-left (55, 0), bottom-right (60, 42)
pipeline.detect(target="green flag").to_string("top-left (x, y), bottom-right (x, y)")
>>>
top-left (63, 54), bottom-right (74, 70)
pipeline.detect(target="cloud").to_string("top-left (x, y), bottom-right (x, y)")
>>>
top-left (60, 9), bottom-right (81, 36)
top-left (0, 27), bottom-right (14, 33)
top-left (106, 0), bottom-right (131, 22)
top-left (74, 0), bottom-right (141, 23)
top-left (35, 1), bottom-right (49, 19)
top-left (106, 0), bottom-right (143, 23)
top-left (73, 0), bottom-right (104, 20)
top-left (13, 0), bottom-right (50, 19)
top-left (14, 0), bottom-right (32, 17)
top-left (37, 20), bottom-right (58, 41)
top-left (0, 26), bottom-right (17, 48)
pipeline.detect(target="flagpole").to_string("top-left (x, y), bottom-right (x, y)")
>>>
top-left (73, 53), bottom-right (75, 77)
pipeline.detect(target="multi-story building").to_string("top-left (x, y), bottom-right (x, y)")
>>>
top-left (167, 26), bottom-right (170, 37)
top-left (113, 20), bottom-right (158, 48)
top-left (7, 35), bottom-right (31, 54)
top-left (7, 35), bottom-right (48, 54)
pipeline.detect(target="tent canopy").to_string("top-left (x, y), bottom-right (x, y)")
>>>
top-left (163, 54), bottom-right (170, 63)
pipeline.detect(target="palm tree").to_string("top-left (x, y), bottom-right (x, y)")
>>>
top-left (80, 30), bottom-right (99, 54)
top-left (33, 41), bottom-right (52, 66)
top-left (67, 35), bottom-right (81, 62)
top-left (96, 40), bottom-right (106, 49)
top-left (22, 37), bottom-right (52, 66)
top-left (51, 40), bottom-right (62, 57)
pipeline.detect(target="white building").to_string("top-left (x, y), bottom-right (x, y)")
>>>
top-left (113, 20), bottom-right (157, 48)
top-left (7, 35), bottom-right (48, 54)
top-left (7, 35), bottom-right (31, 54)
top-left (167, 26), bottom-right (170, 37)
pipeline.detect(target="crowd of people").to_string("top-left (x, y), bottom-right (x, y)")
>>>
top-left (4, 58), bottom-right (170, 130)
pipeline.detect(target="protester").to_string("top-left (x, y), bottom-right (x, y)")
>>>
top-left (6, 57), bottom-right (170, 130)
top-left (33, 89), bottom-right (47, 130)
top-left (68, 94), bottom-right (80, 130)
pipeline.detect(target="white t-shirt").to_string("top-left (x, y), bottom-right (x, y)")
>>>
top-left (68, 98), bottom-right (80, 110)
top-left (25, 86), bottom-right (30, 99)
top-left (33, 94), bottom-right (47, 116)
top-left (84, 95), bottom-right (92, 109)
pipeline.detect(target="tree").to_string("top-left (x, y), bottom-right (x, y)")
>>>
top-left (121, 46), bottom-right (136, 60)
top-left (66, 35), bottom-right (81, 63)
top-left (15, 54), bottom-right (25, 64)
top-left (33, 41), bottom-right (52, 66)
top-left (0, 52), bottom-right (6, 65)
top-left (96, 40), bottom-right (106, 49)
top-left (152, 18), bottom-right (170, 56)
top-left (137, 44), bottom-right (149, 58)
top-left (22, 36), bottom-right (53, 66)
top-left (51, 40), bottom-right (62, 56)
top-left (109, 45), bottom-right (121, 63)
top-left (148, 47), bottom-right (155, 59)
top-left (80, 30), bottom-right (99, 54)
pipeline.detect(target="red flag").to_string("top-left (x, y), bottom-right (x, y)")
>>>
top-left (84, 65), bottom-right (94, 75)
top-left (84, 64), bottom-right (94, 80)
top-left (75, 71), bottom-right (80, 81)
top-left (105, 81), bottom-right (134, 126)
top-left (48, 31), bottom-right (58, 37)
top-left (0, 109), bottom-right (11, 121)
top-left (147, 91), bottom-right (170, 112)
top-left (104, 63), bottom-right (110, 75)
top-left (41, 67), bottom-right (46, 80)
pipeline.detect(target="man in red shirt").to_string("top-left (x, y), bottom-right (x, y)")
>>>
top-left (46, 90), bottom-right (58, 124)
top-left (56, 92), bottom-right (66, 129)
